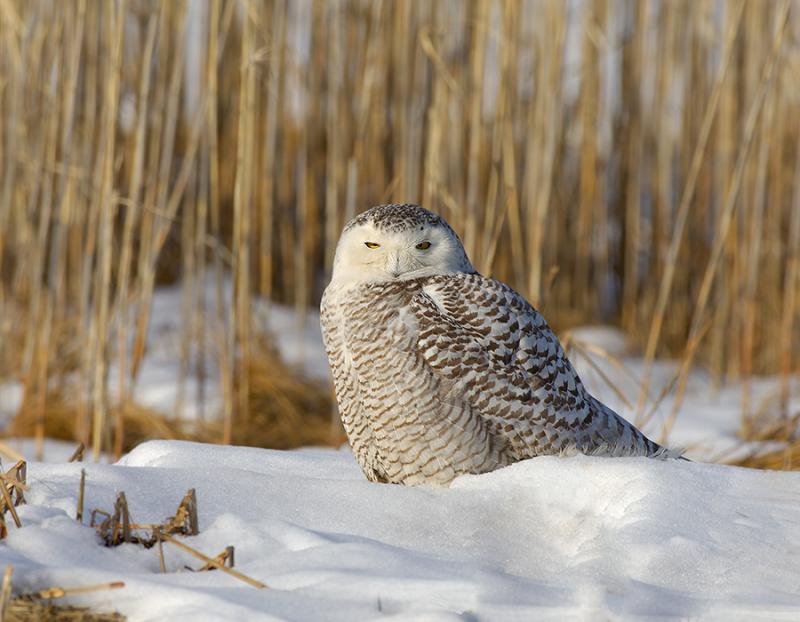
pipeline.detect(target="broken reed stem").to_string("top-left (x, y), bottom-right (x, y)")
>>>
top-left (0, 484), bottom-right (20, 528)
top-left (68, 443), bottom-right (85, 463)
top-left (198, 546), bottom-right (235, 571)
top-left (0, 443), bottom-right (25, 464)
top-left (1, 459), bottom-right (27, 536)
top-left (76, 468), bottom-right (85, 522)
top-left (1, 565), bottom-right (12, 620)
top-left (156, 529), bottom-right (167, 573)
top-left (89, 486), bottom-right (198, 551)
top-left (159, 533), bottom-right (266, 589)
top-left (25, 582), bottom-right (125, 600)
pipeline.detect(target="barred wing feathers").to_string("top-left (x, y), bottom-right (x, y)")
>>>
top-left (411, 273), bottom-right (664, 459)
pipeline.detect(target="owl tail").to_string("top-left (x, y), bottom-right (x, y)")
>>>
top-left (589, 396), bottom-right (686, 461)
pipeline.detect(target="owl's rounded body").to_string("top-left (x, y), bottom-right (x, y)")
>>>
top-left (321, 204), bottom-right (670, 486)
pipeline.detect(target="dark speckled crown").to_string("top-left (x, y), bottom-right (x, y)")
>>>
top-left (344, 204), bottom-right (452, 234)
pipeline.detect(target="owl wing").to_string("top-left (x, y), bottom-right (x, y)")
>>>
top-left (409, 273), bottom-right (662, 458)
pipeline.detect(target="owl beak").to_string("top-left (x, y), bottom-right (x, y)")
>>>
top-left (387, 252), bottom-right (402, 278)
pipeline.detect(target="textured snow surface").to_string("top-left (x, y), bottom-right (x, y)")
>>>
top-left (3, 440), bottom-right (800, 621)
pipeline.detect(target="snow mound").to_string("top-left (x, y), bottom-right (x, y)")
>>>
top-left (4, 441), bottom-right (800, 620)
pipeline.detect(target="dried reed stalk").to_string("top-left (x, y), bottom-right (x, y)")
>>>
top-left (634, 0), bottom-right (747, 423)
top-left (662, 0), bottom-right (791, 440)
top-left (1, 1), bottom-right (799, 465)
top-left (160, 533), bottom-right (266, 588)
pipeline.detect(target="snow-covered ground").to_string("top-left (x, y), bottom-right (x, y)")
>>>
top-left (0, 382), bottom-right (22, 428)
top-left (2, 281), bottom-right (800, 619)
top-left (3, 440), bottom-right (800, 621)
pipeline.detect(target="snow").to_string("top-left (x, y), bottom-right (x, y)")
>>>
top-left (3, 440), bottom-right (800, 620)
top-left (0, 381), bottom-right (22, 428)
top-left (3, 281), bottom-right (799, 618)
top-left (0, 437), bottom-right (94, 463)
top-left (257, 305), bottom-right (329, 383)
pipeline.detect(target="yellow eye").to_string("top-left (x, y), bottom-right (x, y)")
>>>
top-left (416, 241), bottom-right (431, 250)
top-left (364, 241), bottom-right (380, 249)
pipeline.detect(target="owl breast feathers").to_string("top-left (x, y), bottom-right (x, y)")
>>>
top-left (321, 204), bottom-right (674, 486)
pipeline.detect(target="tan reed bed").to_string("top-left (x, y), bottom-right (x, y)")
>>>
top-left (0, 1), bottom-right (798, 464)
top-left (8, 341), bottom-right (334, 455)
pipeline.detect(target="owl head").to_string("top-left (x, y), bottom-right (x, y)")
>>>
top-left (331, 204), bottom-right (474, 285)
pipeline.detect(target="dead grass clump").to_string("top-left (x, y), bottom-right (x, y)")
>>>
top-left (82, 486), bottom-right (266, 588)
top-left (0, 460), bottom-right (26, 539)
top-left (9, 392), bottom-right (212, 456)
top-left (231, 338), bottom-right (338, 450)
top-left (731, 440), bottom-right (800, 471)
top-left (730, 411), bottom-right (800, 471)
top-left (8, 342), bottom-right (336, 456)
top-left (3, 599), bottom-right (125, 622)
top-left (1, 566), bottom-right (125, 622)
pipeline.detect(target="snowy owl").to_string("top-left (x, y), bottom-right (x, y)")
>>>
top-left (321, 204), bottom-right (672, 486)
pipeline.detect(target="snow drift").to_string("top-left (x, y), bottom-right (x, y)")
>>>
top-left (2, 440), bottom-right (800, 621)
